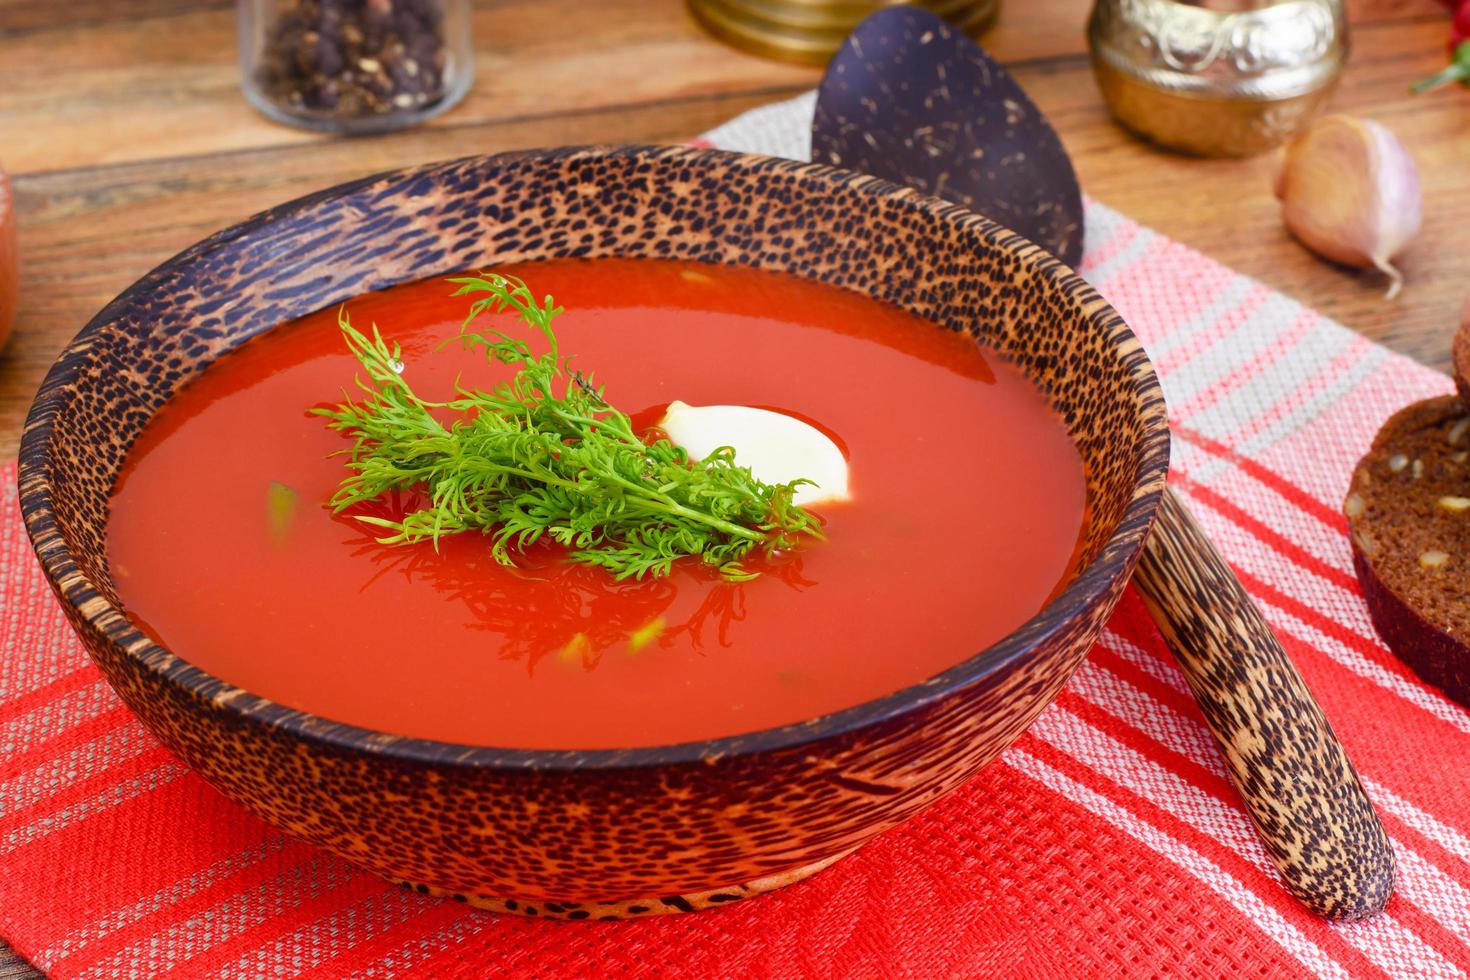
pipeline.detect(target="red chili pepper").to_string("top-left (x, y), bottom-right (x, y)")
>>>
top-left (1455, 1), bottom-right (1470, 52)
top-left (1413, 1), bottom-right (1470, 92)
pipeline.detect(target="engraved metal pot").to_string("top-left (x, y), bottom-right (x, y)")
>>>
top-left (1088, 0), bottom-right (1347, 157)
top-left (687, 0), bottom-right (1000, 66)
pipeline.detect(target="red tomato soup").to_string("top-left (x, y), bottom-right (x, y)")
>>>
top-left (108, 259), bottom-right (1087, 749)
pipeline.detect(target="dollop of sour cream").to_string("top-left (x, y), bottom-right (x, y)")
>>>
top-left (658, 400), bottom-right (850, 508)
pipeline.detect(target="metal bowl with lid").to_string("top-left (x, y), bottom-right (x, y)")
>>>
top-left (1088, 0), bottom-right (1347, 157)
top-left (688, 0), bottom-right (1000, 65)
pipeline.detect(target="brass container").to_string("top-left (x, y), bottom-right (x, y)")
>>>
top-left (1088, 0), bottom-right (1347, 157)
top-left (688, 0), bottom-right (1000, 66)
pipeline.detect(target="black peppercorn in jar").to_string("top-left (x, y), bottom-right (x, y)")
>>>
top-left (237, 0), bottom-right (473, 133)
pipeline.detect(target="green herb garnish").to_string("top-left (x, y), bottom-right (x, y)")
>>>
top-left (316, 274), bottom-right (823, 581)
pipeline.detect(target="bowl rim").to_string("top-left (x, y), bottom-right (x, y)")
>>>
top-left (18, 144), bottom-right (1170, 772)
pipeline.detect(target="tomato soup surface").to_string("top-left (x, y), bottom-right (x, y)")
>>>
top-left (109, 259), bottom-right (1087, 750)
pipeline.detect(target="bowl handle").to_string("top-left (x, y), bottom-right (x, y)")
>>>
top-left (1131, 487), bottom-right (1395, 921)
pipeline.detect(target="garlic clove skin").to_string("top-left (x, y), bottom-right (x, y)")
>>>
top-left (1275, 115), bottom-right (1422, 300)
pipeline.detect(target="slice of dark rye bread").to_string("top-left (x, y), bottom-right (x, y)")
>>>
top-left (1347, 396), bottom-right (1470, 708)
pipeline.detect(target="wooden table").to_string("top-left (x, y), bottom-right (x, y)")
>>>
top-left (0, 0), bottom-right (1466, 973)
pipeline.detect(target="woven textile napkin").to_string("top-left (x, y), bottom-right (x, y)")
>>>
top-left (4, 92), bottom-right (1470, 978)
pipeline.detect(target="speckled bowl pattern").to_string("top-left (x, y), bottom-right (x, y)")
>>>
top-left (19, 146), bottom-right (1170, 918)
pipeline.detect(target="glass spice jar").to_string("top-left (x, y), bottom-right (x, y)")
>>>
top-left (237, 0), bottom-right (473, 134)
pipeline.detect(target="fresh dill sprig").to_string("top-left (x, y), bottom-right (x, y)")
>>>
top-left (314, 273), bottom-right (823, 581)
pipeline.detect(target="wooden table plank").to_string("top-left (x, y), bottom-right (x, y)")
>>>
top-left (0, 953), bottom-right (35, 979)
top-left (0, 0), bottom-right (230, 34)
top-left (0, 0), bottom-right (822, 173)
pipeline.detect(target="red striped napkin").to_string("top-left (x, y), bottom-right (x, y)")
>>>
top-left (4, 94), bottom-right (1469, 977)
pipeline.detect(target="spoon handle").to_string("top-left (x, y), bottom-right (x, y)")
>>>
top-left (1131, 487), bottom-right (1395, 920)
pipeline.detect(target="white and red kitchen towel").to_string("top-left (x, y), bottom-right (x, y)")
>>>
top-left (3, 94), bottom-right (1470, 977)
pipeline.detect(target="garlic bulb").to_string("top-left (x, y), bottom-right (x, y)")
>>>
top-left (1274, 115), bottom-right (1422, 300)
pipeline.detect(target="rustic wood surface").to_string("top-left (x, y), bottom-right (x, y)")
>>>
top-left (0, 0), bottom-right (1467, 972)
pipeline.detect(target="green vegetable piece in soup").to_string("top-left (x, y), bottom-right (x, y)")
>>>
top-left (266, 480), bottom-right (298, 550)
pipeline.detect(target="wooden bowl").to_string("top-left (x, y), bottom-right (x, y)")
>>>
top-left (18, 146), bottom-right (1169, 918)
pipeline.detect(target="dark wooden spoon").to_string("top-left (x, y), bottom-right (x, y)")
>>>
top-left (812, 6), bottom-right (1394, 921)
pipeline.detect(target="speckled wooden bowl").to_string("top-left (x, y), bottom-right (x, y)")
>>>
top-left (19, 146), bottom-right (1169, 919)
